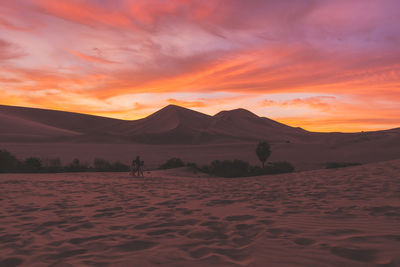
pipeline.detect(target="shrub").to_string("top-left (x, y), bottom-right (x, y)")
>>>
top-left (264, 161), bottom-right (295, 174)
top-left (186, 162), bottom-right (198, 169)
top-left (208, 160), bottom-right (250, 178)
top-left (110, 161), bottom-right (130, 172)
top-left (47, 158), bottom-right (62, 173)
top-left (0, 152), bottom-right (129, 173)
top-left (202, 160), bottom-right (294, 178)
top-left (65, 158), bottom-right (88, 172)
top-left (326, 162), bottom-right (361, 169)
top-left (23, 157), bottom-right (43, 173)
top-left (160, 157), bottom-right (185, 169)
top-left (94, 158), bottom-right (111, 171)
top-left (0, 149), bottom-right (20, 173)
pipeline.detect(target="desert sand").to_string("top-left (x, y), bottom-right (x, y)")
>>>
top-left (1, 160), bottom-right (399, 266)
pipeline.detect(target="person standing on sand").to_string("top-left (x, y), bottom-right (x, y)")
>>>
top-left (130, 160), bottom-right (136, 177)
top-left (135, 156), bottom-right (141, 176)
top-left (139, 160), bottom-right (145, 177)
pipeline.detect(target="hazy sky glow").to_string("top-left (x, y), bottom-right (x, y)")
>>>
top-left (1, 0), bottom-right (400, 132)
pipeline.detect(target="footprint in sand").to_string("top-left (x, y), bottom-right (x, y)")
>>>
top-left (188, 229), bottom-right (229, 240)
top-left (225, 215), bottom-right (255, 221)
top-left (46, 249), bottom-right (88, 260)
top-left (68, 235), bottom-right (108, 245)
top-left (115, 240), bottom-right (158, 252)
top-left (213, 248), bottom-right (250, 262)
top-left (146, 229), bottom-right (175, 236)
top-left (330, 246), bottom-right (380, 263)
top-left (257, 219), bottom-right (275, 225)
top-left (206, 199), bottom-right (235, 206)
top-left (232, 224), bottom-right (263, 246)
top-left (263, 208), bottom-right (278, 213)
top-left (0, 257), bottom-right (24, 267)
top-left (189, 247), bottom-right (212, 259)
top-left (293, 237), bottom-right (316, 246)
top-left (325, 228), bottom-right (363, 236)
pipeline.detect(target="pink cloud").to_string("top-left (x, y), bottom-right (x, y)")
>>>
top-left (72, 51), bottom-right (120, 65)
top-left (31, 0), bottom-right (133, 29)
top-left (0, 0), bottom-right (400, 131)
top-left (0, 39), bottom-right (25, 60)
top-left (262, 96), bottom-right (337, 112)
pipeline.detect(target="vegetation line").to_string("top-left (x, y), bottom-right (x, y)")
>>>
top-left (0, 149), bottom-right (129, 173)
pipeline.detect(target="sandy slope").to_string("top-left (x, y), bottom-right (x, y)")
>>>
top-left (0, 113), bottom-right (79, 142)
top-left (6, 104), bottom-right (400, 145)
top-left (0, 160), bottom-right (399, 266)
top-left (0, 104), bottom-right (306, 144)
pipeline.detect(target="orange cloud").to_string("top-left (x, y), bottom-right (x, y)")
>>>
top-left (72, 51), bottom-right (120, 64)
top-left (167, 98), bottom-right (207, 108)
top-left (261, 96), bottom-right (336, 112)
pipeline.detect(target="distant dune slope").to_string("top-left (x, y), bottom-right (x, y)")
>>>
top-left (0, 112), bottom-right (79, 142)
top-left (0, 105), bottom-right (126, 136)
top-left (1, 104), bottom-right (399, 146)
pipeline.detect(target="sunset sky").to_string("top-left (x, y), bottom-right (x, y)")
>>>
top-left (0, 0), bottom-right (399, 132)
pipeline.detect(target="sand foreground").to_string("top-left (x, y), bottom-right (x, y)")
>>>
top-left (1, 161), bottom-right (400, 266)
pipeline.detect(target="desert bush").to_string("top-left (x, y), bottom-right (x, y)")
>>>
top-left (94, 158), bottom-right (111, 171)
top-left (160, 157), bottom-right (185, 169)
top-left (47, 158), bottom-right (62, 172)
top-left (110, 161), bottom-right (130, 172)
top-left (65, 158), bottom-right (88, 172)
top-left (23, 157), bottom-right (43, 173)
top-left (202, 160), bottom-right (294, 178)
top-left (326, 162), bottom-right (361, 169)
top-left (186, 162), bottom-right (199, 169)
top-left (0, 151), bottom-right (130, 173)
top-left (263, 161), bottom-right (295, 174)
top-left (0, 149), bottom-right (20, 173)
top-left (208, 160), bottom-right (250, 178)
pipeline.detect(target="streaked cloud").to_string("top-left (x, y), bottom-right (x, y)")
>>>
top-left (72, 51), bottom-right (120, 64)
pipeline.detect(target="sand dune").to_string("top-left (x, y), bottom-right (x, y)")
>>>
top-left (0, 113), bottom-right (79, 142)
top-left (0, 104), bottom-right (329, 144)
top-left (0, 105), bottom-right (126, 139)
top-left (0, 160), bottom-right (399, 266)
top-left (2, 104), bottom-right (399, 146)
top-left (2, 104), bottom-right (400, 170)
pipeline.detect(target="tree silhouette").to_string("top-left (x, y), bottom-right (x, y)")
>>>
top-left (256, 141), bottom-right (271, 168)
top-left (0, 149), bottom-right (19, 173)
top-left (24, 157), bottom-right (42, 173)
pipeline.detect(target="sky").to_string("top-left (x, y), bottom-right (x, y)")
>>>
top-left (0, 0), bottom-right (399, 132)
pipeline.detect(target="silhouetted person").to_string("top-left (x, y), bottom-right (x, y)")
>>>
top-left (130, 160), bottom-right (136, 177)
top-left (139, 160), bottom-right (145, 177)
top-left (135, 156), bottom-right (140, 176)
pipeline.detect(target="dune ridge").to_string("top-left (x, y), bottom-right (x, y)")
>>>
top-left (2, 104), bottom-right (399, 145)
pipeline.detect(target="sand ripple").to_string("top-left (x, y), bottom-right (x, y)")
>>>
top-left (0, 160), bottom-right (400, 266)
